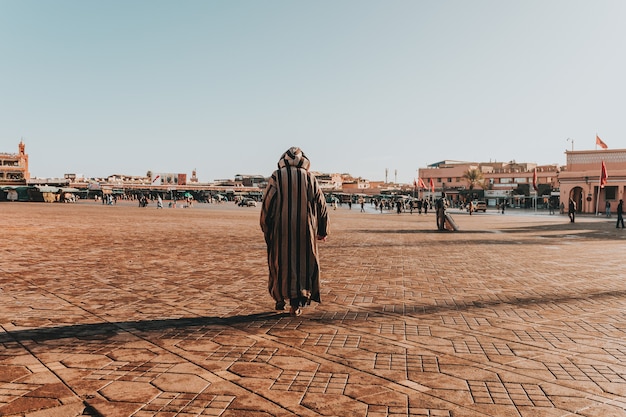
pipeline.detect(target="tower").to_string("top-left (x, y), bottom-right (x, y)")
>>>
top-left (19, 140), bottom-right (29, 180)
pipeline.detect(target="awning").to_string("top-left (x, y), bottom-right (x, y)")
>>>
top-left (35, 186), bottom-right (60, 193)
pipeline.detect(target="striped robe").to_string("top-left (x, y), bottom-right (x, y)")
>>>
top-left (260, 148), bottom-right (329, 305)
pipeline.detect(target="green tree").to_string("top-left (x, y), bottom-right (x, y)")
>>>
top-left (462, 168), bottom-right (486, 192)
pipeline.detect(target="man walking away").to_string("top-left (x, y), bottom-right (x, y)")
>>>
top-left (260, 147), bottom-right (329, 316)
top-left (568, 198), bottom-right (576, 223)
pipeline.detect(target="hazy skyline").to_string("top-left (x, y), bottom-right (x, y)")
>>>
top-left (2, 1), bottom-right (625, 183)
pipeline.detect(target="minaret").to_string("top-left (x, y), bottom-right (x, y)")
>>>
top-left (19, 139), bottom-right (30, 180)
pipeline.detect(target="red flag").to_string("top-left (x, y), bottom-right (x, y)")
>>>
top-left (418, 178), bottom-right (426, 189)
top-left (429, 178), bottom-right (435, 192)
top-left (600, 160), bottom-right (608, 188)
top-left (596, 135), bottom-right (608, 149)
top-left (532, 168), bottom-right (538, 192)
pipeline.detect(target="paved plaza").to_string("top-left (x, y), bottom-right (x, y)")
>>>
top-left (1, 201), bottom-right (626, 416)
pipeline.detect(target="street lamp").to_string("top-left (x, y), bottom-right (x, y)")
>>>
top-left (567, 138), bottom-right (574, 151)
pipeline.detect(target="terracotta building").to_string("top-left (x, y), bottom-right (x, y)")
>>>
top-left (558, 148), bottom-right (626, 214)
top-left (0, 140), bottom-right (30, 185)
top-left (418, 160), bottom-right (560, 208)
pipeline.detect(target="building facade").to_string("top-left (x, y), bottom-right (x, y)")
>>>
top-left (7, 140), bottom-right (626, 212)
top-left (558, 149), bottom-right (626, 214)
top-left (418, 160), bottom-right (560, 207)
top-left (0, 140), bottom-right (29, 185)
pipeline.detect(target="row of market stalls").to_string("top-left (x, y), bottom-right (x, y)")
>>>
top-left (0, 184), bottom-right (265, 204)
top-left (0, 186), bottom-right (80, 202)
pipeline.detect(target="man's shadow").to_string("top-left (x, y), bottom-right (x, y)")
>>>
top-left (0, 311), bottom-right (282, 343)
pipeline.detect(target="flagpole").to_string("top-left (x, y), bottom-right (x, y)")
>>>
top-left (532, 167), bottom-right (538, 214)
top-left (596, 161), bottom-right (608, 215)
top-left (595, 179), bottom-right (600, 216)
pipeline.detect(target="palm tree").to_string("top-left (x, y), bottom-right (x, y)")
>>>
top-left (462, 168), bottom-right (484, 191)
top-left (462, 168), bottom-right (488, 203)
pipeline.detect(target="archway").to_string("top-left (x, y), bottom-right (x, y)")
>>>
top-left (569, 187), bottom-right (584, 213)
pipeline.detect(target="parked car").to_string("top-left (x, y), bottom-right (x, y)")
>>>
top-left (238, 198), bottom-right (257, 207)
top-left (468, 200), bottom-right (487, 212)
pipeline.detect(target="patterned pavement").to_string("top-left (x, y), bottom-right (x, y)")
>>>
top-left (1, 201), bottom-right (626, 416)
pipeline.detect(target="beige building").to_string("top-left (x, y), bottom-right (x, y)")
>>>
top-left (313, 172), bottom-right (344, 191)
top-left (0, 140), bottom-right (30, 185)
top-left (418, 160), bottom-right (560, 207)
top-left (558, 149), bottom-right (626, 214)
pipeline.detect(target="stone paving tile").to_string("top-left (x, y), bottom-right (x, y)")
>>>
top-left (2, 202), bottom-right (626, 416)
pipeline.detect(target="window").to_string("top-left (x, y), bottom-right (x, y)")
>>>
top-left (605, 186), bottom-right (617, 200)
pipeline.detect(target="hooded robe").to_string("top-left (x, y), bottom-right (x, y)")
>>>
top-left (260, 147), bottom-right (329, 306)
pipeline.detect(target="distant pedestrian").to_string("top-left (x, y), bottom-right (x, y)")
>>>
top-left (606, 200), bottom-right (611, 217)
top-left (260, 147), bottom-right (329, 317)
top-left (617, 199), bottom-right (624, 229)
top-left (435, 192), bottom-right (446, 231)
top-left (568, 198), bottom-right (576, 223)
top-left (501, 202), bottom-right (505, 214)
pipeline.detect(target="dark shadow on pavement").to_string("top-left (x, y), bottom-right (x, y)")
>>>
top-left (357, 289), bottom-right (626, 318)
top-left (0, 311), bottom-right (282, 343)
top-left (355, 220), bottom-right (626, 241)
top-left (354, 229), bottom-right (490, 234)
top-left (5, 288), bottom-right (626, 344)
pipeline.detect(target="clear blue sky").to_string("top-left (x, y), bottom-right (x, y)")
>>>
top-left (2, 0), bottom-right (625, 183)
